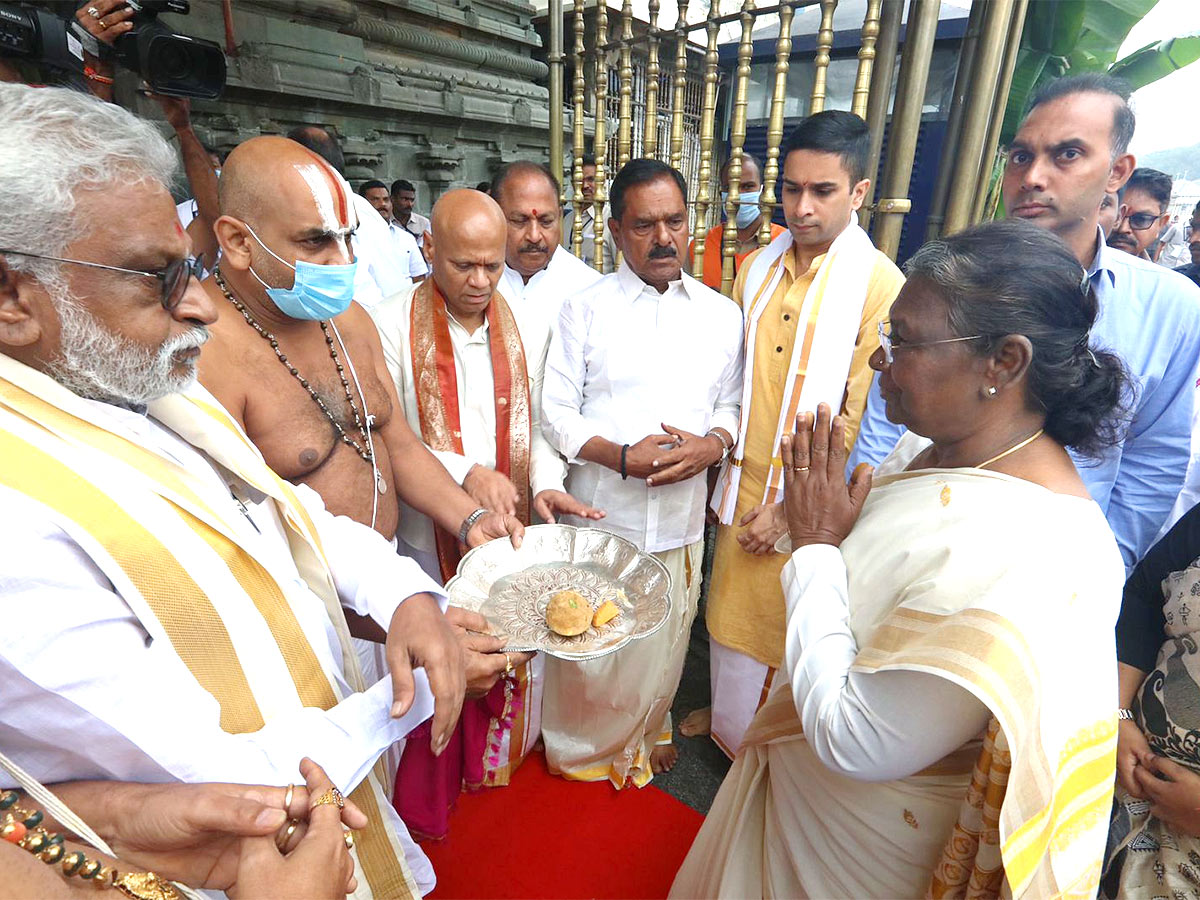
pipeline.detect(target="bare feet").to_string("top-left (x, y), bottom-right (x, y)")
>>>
top-left (651, 743), bottom-right (679, 774)
top-left (679, 707), bottom-right (712, 737)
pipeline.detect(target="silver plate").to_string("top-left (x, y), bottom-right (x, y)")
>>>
top-left (445, 524), bottom-right (673, 661)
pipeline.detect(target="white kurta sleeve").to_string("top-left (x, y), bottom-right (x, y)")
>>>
top-left (528, 340), bottom-right (567, 497)
top-left (293, 484), bottom-right (448, 628)
top-left (0, 507), bottom-right (432, 793)
top-left (710, 320), bottom-right (744, 439)
top-left (541, 295), bottom-right (597, 461)
top-left (782, 544), bottom-right (991, 782)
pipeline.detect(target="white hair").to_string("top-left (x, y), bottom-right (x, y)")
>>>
top-left (0, 83), bottom-right (177, 290)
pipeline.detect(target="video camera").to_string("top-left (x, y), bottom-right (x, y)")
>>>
top-left (0, 0), bottom-right (226, 99)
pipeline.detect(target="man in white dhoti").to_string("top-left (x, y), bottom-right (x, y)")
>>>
top-left (0, 83), bottom-right (465, 899)
top-left (541, 158), bottom-right (744, 784)
top-left (370, 189), bottom-right (601, 839)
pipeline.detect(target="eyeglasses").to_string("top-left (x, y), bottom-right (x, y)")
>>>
top-left (0, 250), bottom-right (206, 312)
top-left (877, 320), bottom-right (985, 365)
top-left (1120, 210), bottom-right (1162, 232)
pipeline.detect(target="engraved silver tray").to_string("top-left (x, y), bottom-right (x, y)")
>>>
top-left (445, 524), bottom-right (673, 661)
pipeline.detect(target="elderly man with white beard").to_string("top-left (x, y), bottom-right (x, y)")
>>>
top-left (0, 83), bottom-right (466, 899)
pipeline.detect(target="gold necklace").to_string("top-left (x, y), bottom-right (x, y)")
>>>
top-left (976, 428), bottom-right (1045, 470)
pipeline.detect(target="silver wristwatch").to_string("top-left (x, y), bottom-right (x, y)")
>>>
top-left (1117, 708), bottom-right (1135, 721)
top-left (458, 507), bottom-right (489, 544)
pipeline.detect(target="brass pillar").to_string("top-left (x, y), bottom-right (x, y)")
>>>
top-left (858, 0), bottom-right (902, 228)
top-left (617, 0), bottom-right (634, 169)
top-left (851, 0), bottom-right (883, 119)
top-left (809, 0), bottom-right (837, 115)
top-left (592, 0), bottom-right (610, 271)
top-left (972, 0), bottom-right (1028, 223)
top-left (669, 0), bottom-right (690, 171)
top-left (873, 0), bottom-right (941, 259)
top-left (924, 0), bottom-right (986, 241)
top-left (644, 0), bottom-right (661, 159)
top-left (570, 0), bottom-right (587, 258)
top-left (941, 0), bottom-right (1014, 236)
top-left (691, 0), bottom-right (723, 279)
top-left (721, 0), bottom-right (756, 295)
top-left (548, 0), bottom-right (565, 199)
top-left (759, 0), bottom-right (795, 247)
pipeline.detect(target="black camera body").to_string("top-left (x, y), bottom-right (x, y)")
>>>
top-left (0, 0), bottom-right (226, 99)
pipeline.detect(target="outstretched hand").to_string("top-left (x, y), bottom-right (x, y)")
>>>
top-left (533, 489), bottom-right (605, 524)
top-left (385, 593), bottom-right (465, 756)
top-left (779, 403), bottom-right (872, 550)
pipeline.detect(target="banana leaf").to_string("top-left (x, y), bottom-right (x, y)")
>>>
top-left (1025, 0), bottom-right (1087, 56)
top-left (1068, 0), bottom-right (1161, 70)
top-left (1108, 33), bottom-right (1200, 88)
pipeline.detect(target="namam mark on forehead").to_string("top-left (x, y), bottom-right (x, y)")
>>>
top-left (293, 148), bottom-right (355, 233)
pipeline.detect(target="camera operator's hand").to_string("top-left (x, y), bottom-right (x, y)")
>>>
top-left (75, 0), bottom-right (135, 44)
top-left (145, 88), bottom-right (192, 132)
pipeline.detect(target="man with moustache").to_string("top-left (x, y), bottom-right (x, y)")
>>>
top-left (371, 189), bottom-right (601, 837)
top-left (853, 74), bottom-right (1200, 571)
top-left (693, 111), bottom-right (902, 755)
top-left (492, 160), bottom-right (602, 376)
top-left (1108, 168), bottom-right (1174, 261)
top-left (541, 158), bottom-right (744, 782)
top-left (0, 84), bottom-right (465, 898)
top-left (359, 179), bottom-right (427, 287)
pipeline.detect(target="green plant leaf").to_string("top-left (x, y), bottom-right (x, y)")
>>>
top-left (1026, 0), bottom-right (1088, 55)
top-left (1072, 0), bottom-right (1161, 70)
top-left (1108, 33), bottom-right (1200, 89)
top-left (1000, 50), bottom-right (1051, 146)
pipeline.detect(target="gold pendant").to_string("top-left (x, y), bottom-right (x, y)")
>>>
top-left (114, 872), bottom-right (183, 900)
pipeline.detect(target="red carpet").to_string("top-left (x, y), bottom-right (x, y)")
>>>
top-left (422, 752), bottom-right (704, 899)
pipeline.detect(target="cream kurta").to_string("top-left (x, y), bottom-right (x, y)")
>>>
top-left (707, 242), bottom-right (903, 669)
top-left (672, 435), bottom-right (1124, 899)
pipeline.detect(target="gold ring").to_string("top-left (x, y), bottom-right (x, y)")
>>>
top-left (795, 466), bottom-right (810, 472)
top-left (504, 652), bottom-right (513, 674)
top-left (344, 830), bottom-right (355, 850)
top-left (282, 783), bottom-right (295, 813)
top-left (276, 819), bottom-right (299, 852)
top-left (98, 18), bottom-right (108, 28)
top-left (311, 787), bottom-right (345, 810)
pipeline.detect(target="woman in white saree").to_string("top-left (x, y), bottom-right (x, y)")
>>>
top-left (671, 220), bottom-right (1129, 899)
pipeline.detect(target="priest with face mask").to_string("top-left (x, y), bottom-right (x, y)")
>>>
top-left (690, 151), bottom-right (786, 291)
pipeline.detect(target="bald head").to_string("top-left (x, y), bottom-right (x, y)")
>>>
top-left (427, 189), bottom-right (507, 324)
top-left (213, 136), bottom-right (357, 309)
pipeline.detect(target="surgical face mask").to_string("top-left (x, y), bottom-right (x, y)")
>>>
top-left (720, 190), bottom-right (763, 229)
top-left (244, 224), bottom-right (357, 320)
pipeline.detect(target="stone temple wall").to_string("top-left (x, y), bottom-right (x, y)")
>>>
top-left (125, 0), bottom-right (562, 211)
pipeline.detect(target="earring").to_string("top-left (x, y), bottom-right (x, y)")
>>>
top-left (986, 385), bottom-right (998, 398)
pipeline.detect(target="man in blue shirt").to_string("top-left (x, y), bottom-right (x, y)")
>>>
top-left (851, 74), bottom-right (1200, 570)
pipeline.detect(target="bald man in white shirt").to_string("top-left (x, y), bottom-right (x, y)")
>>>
top-left (541, 159), bottom-right (744, 784)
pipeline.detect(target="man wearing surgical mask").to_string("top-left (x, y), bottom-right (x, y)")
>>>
top-left (690, 151), bottom-right (785, 291)
top-left (198, 137), bottom-right (524, 611)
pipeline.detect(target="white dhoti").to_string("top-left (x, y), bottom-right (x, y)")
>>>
top-left (542, 541), bottom-right (703, 788)
top-left (709, 637), bottom-right (775, 758)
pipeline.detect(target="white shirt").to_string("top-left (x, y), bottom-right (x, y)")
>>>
top-left (351, 193), bottom-right (416, 310)
top-left (561, 203), bottom-right (616, 272)
top-left (0, 397), bottom-right (444, 891)
top-left (498, 245), bottom-right (604, 371)
top-left (400, 212), bottom-right (432, 247)
top-left (370, 284), bottom-right (568, 554)
top-left (387, 219), bottom-right (429, 281)
top-left (541, 262), bottom-right (744, 552)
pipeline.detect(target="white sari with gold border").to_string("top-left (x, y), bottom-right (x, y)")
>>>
top-left (672, 433), bottom-right (1123, 899)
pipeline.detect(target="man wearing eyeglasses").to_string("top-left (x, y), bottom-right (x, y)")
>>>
top-left (1107, 167), bottom-right (1174, 261)
top-left (0, 83), bottom-right (469, 897)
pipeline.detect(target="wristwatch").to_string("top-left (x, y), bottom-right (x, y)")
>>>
top-left (707, 428), bottom-right (733, 465)
top-left (458, 507), bottom-right (489, 545)
top-left (1117, 708), bottom-right (1136, 720)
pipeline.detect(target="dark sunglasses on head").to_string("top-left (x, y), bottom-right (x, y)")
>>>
top-left (0, 250), bottom-right (206, 311)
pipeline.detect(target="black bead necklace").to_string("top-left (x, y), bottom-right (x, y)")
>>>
top-left (213, 267), bottom-right (373, 465)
